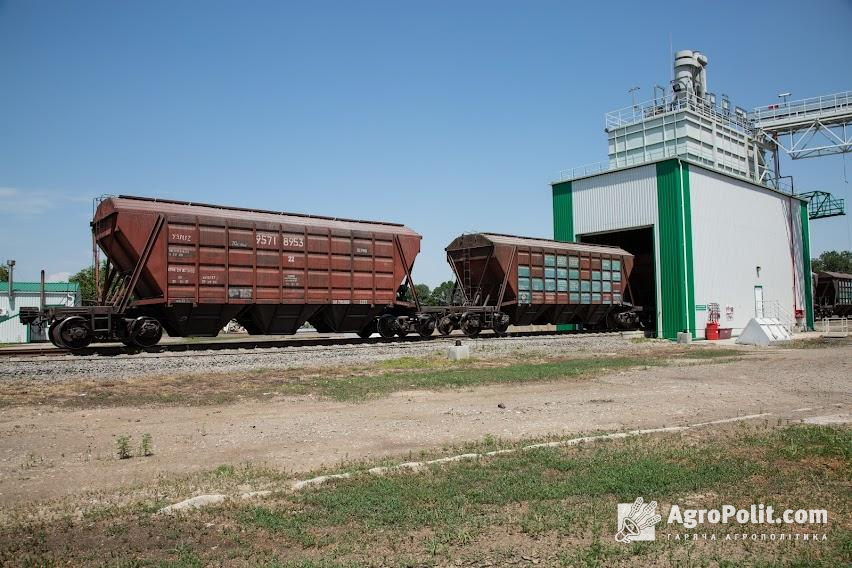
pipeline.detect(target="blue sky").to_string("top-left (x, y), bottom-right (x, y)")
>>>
top-left (1, 0), bottom-right (850, 286)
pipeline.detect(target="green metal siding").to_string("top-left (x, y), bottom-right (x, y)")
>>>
top-left (800, 203), bottom-right (814, 329)
top-left (552, 181), bottom-right (574, 241)
top-left (655, 160), bottom-right (696, 340)
top-left (2, 282), bottom-right (80, 293)
top-left (552, 181), bottom-right (574, 331)
top-left (682, 165), bottom-right (696, 337)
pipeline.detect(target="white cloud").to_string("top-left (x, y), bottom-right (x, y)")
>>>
top-left (0, 187), bottom-right (95, 218)
top-left (46, 272), bottom-right (72, 282)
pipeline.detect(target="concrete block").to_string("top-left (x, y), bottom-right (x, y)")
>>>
top-left (676, 332), bottom-right (691, 344)
top-left (736, 318), bottom-right (792, 346)
top-left (448, 342), bottom-right (470, 360)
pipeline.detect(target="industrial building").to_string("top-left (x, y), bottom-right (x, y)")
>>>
top-left (552, 49), bottom-right (850, 340)
top-left (0, 281), bottom-right (80, 343)
top-left (553, 158), bottom-right (811, 339)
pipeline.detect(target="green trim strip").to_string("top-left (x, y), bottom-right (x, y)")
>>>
top-left (800, 203), bottom-right (814, 329)
top-left (655, 160), bottom-right (696, 340)
top-left (552, 181), bottom-right (574, 242)
top-left (682, 163), bottom-right (696, 337)
top-left (552, 181), bottom-right (574, 331)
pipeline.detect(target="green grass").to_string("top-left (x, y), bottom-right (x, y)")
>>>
top-left (677, 347), bottom-right (745, 359)
top-left (2, 425), bottom-right (849, 567)
top-left (243, 437), bottom-right (757, 538)
top-left (745, 423), bottom-right (851, 460)
top-left (283, 356), bottom-right (662, 401)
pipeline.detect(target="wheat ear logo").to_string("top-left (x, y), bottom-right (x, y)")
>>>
top-left (616, 498), bottom-right (662, 543)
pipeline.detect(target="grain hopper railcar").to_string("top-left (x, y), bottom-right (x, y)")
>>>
top-left (814, 271), bottom-right (852, 318)
top-left (21, 196), bottom-right (422, 348)
top-left (432, 233), bottom-right (640, 337)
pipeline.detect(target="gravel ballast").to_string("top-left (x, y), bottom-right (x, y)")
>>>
top-left (0, 333), bottom-right (656, 383)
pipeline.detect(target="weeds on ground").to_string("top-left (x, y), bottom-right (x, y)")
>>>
top-left (140, 433), bottom-right (153, 457)
top-left (5, 424), bottom-right (847, 567)
top-left (0, 341), bottom-right (753, 409)
top-left (116, 435), bottom-right (132, 459)
top-left (784, 336), bottom-right (852, 349)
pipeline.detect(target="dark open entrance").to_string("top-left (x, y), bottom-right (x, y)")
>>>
top-left (578, 227), bottom-right (656, 334)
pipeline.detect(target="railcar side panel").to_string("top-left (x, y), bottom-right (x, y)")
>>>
top-left (93, 196), bottom-right (421, 336)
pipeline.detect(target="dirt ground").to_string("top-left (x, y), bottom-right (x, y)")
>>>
top-left (0, 343), bottom-right (850, 507)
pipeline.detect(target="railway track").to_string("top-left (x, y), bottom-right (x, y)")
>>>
top-left (0, 329), bottom-right (644, 360)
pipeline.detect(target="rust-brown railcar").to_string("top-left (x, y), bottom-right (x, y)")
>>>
top-left (28, 196), bottom-right (421, 348)
top-left (441, 233), bottom-right (638, 335)
top-left (814, 271), bottom-right (852, 318)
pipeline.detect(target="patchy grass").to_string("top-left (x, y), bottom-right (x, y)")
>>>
top-left (744, 423), bottom-right (851, 460)
top-left (0, 352), bottom-right (696, 409)
top-left (785, 336), bottom-right (852, 349)
top-left (0, 342), bottom-right (752, 410)
top-left (677, 347), bottom-right (745, 359)
top-left (1, 424), bottom-right (848, 567)
top-left (292, 356), bottom-right (663, 402)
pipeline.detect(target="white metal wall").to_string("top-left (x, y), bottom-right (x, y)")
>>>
top-left (571, 164), bottom-right (661, 332)
top-left (571, 164), bottom-right (658, 235)
top-left (0, 292), bottom-right (78, 343)
top-left (689, 167), bottom-right (805, 337)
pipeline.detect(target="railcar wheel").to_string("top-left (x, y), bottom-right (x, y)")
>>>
top-left (128, 316), bottom-right (163, 348)
top-left (48, 319), bottom-right (64, 348)
top-left (417, 316), bottom-right (436, 337)
top-left (437, 316), bottom-right (454, 336)
top-left (460, 314), bottom-right (481, 338)
top-left (377, 315), bottom-right (397, 339)
top-left (493, 313), bottom-right (510, 337)
top-left (57, 316), bottom-right (93, 350)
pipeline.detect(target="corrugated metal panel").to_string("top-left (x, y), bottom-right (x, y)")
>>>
top-left (552, 181), bottom-right (573, 241)
top-left (656, 160), bottom-right (694, 340)
top-left (1, 282), bottom-right (80, 293)
top-left (97, 196), bottom-right (421, 311)
top-left (566, 163), bottom-right (661, 335)
top-left (800, 203), bottom-right (814, 328)
top-left (571, 163), bottom-right (658, 235)
top-left (0, 292), bottom-right (78, 343)
top-left (689, 166), bottom-right (802, 336)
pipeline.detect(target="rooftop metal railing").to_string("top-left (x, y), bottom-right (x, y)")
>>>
top-left (750, 91), bottom-right (852, 125)
top-left (605, 92), bottom-right (753, 133)
top-left (557, 142), bottom-right (757, 183)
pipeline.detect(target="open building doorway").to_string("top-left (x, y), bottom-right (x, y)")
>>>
top-left (578, 227), bottom-right (656, 335)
